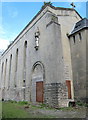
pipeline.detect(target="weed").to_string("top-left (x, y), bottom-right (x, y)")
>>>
top-left (76, 101), bottom-right (88, 107)
top-left (2, 102), bottom-right (30, 118)
top-left (7, 100), bottom-right (17, 103)
top-left (40, 103), bottom-right (48, 108)
top-left (18, 101), bottom-right (28, 105)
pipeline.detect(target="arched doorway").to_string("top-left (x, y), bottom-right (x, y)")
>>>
top-left (31, 62), bottom-right (45, 103)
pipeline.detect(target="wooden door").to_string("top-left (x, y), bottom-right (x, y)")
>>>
top-left (66, 80), bottom-right (72, 99)
top-left (36, 81), bottom-right (43, 103)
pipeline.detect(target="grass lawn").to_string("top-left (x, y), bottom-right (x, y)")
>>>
top-left (2, 101), bottom-right (87, 119)
top-left (0, 101), bottom-right (2, 119)
top-left (2, 101), bottom-right (31, 118)
top-left (2, 101), bottom-right (54, 118)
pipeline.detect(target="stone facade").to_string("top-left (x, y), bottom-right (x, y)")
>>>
top-left (44, 82), bottom-right (68, 107)
top-left (69, 18), bottom-right (88, 103)
top-left (0, 4), bottom-right (86, 107)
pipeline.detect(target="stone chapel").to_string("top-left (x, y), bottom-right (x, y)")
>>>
top-left (0, 4), bottom-right (87, 107)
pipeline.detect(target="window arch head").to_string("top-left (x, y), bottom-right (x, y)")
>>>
top-left (32, 61), bottom-right (45, 79)
top-left (10, 54), bottom-right (12, 59)
top-left (24, 41), bottom-right (27, 48)
top-left (16, 48), bottom-right (18, 53)
top-left (79, 33), bottom-right (82, 41)
top-left (2, 62), bottom-right (4, 73)
top-left (6, 59), bottom-right (7, 62)
top-left (73, 36), bottom-right (75, 44)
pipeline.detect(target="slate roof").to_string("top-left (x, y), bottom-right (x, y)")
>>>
top-left (70, 18), bottom-right (88, 35)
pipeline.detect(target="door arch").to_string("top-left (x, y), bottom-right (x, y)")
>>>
top-left (31, 62), bottom-right (45, 103)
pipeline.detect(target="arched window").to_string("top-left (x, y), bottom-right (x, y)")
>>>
top-left (15, 48), bottom-right (18, 72)
top-left (24, 41), bottom-right (27, 69)
top-left (23, 41), bottom-right (27, 87)
top-left (2, 62), bottom-right (4, 75)
top-left (79, 33), bottom-right (82, 41)
top-left (8, 54), bottom-right (12, 88)
top-left (14, 48), bottom-right (18, 87)
top-left (1, 62), bottom-right (4, 83)
top-left (4, 59), bottom-right (7, 87)
top-left (73, 36), bottom-right (75, 44)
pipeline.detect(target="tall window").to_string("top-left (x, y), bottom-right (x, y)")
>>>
top-left (4, 59), bottom-right (7, 88)
top-left (1, 62), bottom-right (4, 84)
top-left (8, 54), bottom-right (12, 88)
top-left (73, 36), bottom-right (75, 44)
top-left (16, 49), bottom-right (18, 72)
top-left (1, 62), bottom-right (4, 75)
top-left (14, 48), bottom-right (18, 87)
top-left (24, 41), bottom-right (27, 69)
top-left (79, 33), bottom-right (82, 41)
top-left (23, 41), bottom-right (27, 87)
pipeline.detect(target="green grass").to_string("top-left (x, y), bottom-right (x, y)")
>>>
top-left (76, 101), bottom-right (88, 107)
top-left (2, 101), bottom-right (87, 118)
top-left (31, 103), bottom-right (54, 110)
top-left (0, 101), bottom-right (2, 119)
top-left (2, 101), bottom-right (54, 118)
top-left (2, 102), bottom-right (31, 118)
top-left (57, 106), bottom-right (74, 111)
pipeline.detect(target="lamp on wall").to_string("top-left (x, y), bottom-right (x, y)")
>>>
top-left (34, 30), bottom-right (40, 50)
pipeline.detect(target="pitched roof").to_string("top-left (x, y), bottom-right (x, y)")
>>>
top-left (70, 18), bottom-right (88, 35)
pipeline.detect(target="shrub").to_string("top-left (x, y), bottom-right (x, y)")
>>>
top-left (18, 101), bottom-right (28, 105)
top-left (7, 100), bottom-right (17, 103)
top-left (76, 101), bottom-right (88, 107)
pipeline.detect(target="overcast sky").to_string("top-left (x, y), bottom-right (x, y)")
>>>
top-left (0, 2), bottom-right (87, 51)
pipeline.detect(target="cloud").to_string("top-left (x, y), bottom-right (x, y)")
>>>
top-left (0, 24), bottom-right (17, 51)
top-left (0, 26), bottom-right (5, 35)
top-left (8, 10), bottom-right (18, 18)
top-left (6, 6), bottom-right (18, 18)
top-left (11, 11), bottom-right (18, 18)
top-left (0, 38), bottom-right (10, 50)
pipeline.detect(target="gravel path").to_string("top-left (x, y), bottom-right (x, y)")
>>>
top-left (25, 105), bottom-right (87, 118)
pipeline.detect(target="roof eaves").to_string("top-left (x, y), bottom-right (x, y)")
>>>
top-left (74, 9), bottom-right (82, 19)
top-left (69, 27), bottom-right (88, 37)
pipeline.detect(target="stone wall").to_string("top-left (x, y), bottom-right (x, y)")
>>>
top-left (0, 5), bottom-right (82, 107)
top-left (70, 29), bottom-right (87, 102)
top-left (44, 82), bottom-right (68, 107)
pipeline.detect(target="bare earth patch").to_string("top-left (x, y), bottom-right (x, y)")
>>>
top-left (25, 105), bottom-right (87, 118)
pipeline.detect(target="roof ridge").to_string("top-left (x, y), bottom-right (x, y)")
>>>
top-left (41, 4), bottom-right (82, 19)
top-left (42, 4), bottom-right (74, 10)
